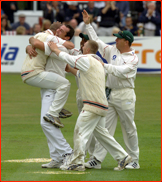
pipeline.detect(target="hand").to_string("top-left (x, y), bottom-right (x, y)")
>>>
top-left (47, 3), bottom-right (52, 12)
top-left (73, 13), bottom-right (79, 18)
top-left (82, 10), bottom-right (91, 24)
top-left (148, 9), bottom-right (153, 16)
top-left (65, 64), bottom-right (71, 72)
top-left (26, 45), bottom-right (37, 59)
top-left (47, 41), bottom-right (58, 52)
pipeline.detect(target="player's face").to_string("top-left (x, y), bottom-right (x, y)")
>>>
top-left (56, 25), bottom-right (70, 40)
top-left (115, 37), bottom-right (127, 51)
top-left (80, 38), bottom-right (87, 53)
top-left (82, 41), bottom-right (89, 54)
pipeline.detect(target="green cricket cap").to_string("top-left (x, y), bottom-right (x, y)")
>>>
top-left (79, 33), bottom-right (89, 40)
top-left (113, 30), bottom-right (134, 43)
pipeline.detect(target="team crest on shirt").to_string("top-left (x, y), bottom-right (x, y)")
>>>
top-left (112, 55), bottom-right (117, 61)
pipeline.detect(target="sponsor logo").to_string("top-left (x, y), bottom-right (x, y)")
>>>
top-left (112, 55), bottom-right (117, 61)
top-left (1, 44), bottom-right (19, 65)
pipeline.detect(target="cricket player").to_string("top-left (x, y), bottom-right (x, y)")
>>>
top-left (47, 40), bottom-right (132, 171)
top-left (21, 22), bottom-right (74, 128)
top-left (83, 10), bottom-right (140, 169)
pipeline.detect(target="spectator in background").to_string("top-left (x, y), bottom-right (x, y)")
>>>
top-left (134, 1), bottom-right (145, 18)
top-left (156, 1), bottom-right (161, 14)
top-left (11, 14), bottom-right (31, 35)
top-left (120, 16), bottom-right (139, 36)
top-left (85, 2), bottom-right (99, 23)
top-left (41, 19), bottom-right (51, 31)
top-left (97, 1), bottom-right (120, 36)
top-left (65, 1), bottom-right (82, 24)
top-left (1, 16), bottom-right (11, 35)
top-left (16, 26), bottom-right (26, 35)
top-left (1, 1), bottom-right (18, 24)
top-left (32, 23), bottom-right (42, 35)
top-left (139, 2), bottom-right (161, 36)
top-left (115, 1), bottom-right (130, 27)
top-left (94, 1), bottom-right (105, 9)
top-left (75, 15), bottom-right (98, 36)
top-left (42, 1), bottom-right (64, 23)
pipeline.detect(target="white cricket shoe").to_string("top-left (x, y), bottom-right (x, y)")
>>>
top-left (84, 158), bottom-right (101, 169)
top-left (114, 155), bottom-right (132, 171)
top-left (60, 164), bottom-right (85, 171)
top-left (41, 160), bottom-right (62, 168)
top-left (125, 161), bottom-right (140, 169)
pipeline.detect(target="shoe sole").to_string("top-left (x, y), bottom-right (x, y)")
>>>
top-left (84, 165), bottom-right (101, 169)
top-left (43, 116), bottom-right (64, 128)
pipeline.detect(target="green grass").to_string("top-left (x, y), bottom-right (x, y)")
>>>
top-left (1, 73), bottom-right (161, 181)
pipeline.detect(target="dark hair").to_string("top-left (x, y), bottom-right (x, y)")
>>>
top-left (128, 41), bottom-right (132, 47)
top-left (1, 17), bottom-right (11, 30)
top-left (65, 24), bottom-right (74, 40)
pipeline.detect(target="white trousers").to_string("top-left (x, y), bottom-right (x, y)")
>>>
top-left (26, 72), bottom-right (71, 117)
top-left (76, 89), bottom-right (96, 158)
top-left (70, 110), bottom-right (128, 165)
top-left (40, 88), bottom-right (73, 162)
top-left (91, 88), bottom-right (139, 163)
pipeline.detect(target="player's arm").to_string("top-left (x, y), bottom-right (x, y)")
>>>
top-left (48, 42), bottom-right (89, 71)
top-left (63, 41), bottom-right (74, 49)
top-left (29, 37), bottom-right (45, 51)
top-left (65, 64), bottom-right (78, 76)
top-left (48, 35), bottom-right (74, 50)
top-left (82, 10), bottom-right (112, 62)
top-left (102, 56), bottom-right (139, 79)
top-left (26, 45), bottom-right (37, 59)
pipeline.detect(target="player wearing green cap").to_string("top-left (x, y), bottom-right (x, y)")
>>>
top-left (83, 9), bottom-right (140, 170)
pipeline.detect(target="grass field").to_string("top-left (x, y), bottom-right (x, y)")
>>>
top-left (1, 73), bottom-right (161, 181)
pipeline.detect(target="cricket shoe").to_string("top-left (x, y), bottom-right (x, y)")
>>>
top-left (60, 164), bottom-right (85, 171)
top-left (62, 152), bottom-right (74, 166)
top-left (125, 161), bottom-right (140, 169)
top-left (84, 157), bottom-right (101, 169)
top-left (42, 160), bottom-right (62, 168)
top-left (43, 114), bottom-right (64, 128)
top-left (59, 108), bottom-right (73, 118)
top-left (114, 155), bottom-right (132, 171)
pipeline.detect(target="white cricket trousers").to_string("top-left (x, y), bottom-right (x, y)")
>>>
top-left (76, 89), bottom-right (96, 157)
top-left (26, 71), bottom-right (71, 117)
top-left (91, 88), bottom-right (139, 163)
top-left (40, 88), bottom-right (73, 162)
top-left (70, 110), bottom-right (128, 165)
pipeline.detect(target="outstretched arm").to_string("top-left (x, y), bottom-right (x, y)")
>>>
top-left (82, 9), bottom-right (91, 24)
top-left (65, 64), bottom-right (78, 76)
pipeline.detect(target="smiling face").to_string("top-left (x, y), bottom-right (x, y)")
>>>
top-left (82, 41), bottom-right (90, 54)
top-left (55, 25), bottom-right (70, 40)
top-left (115, 37), bottom-right (127, 51)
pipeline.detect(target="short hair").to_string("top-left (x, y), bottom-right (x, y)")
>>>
top-left (65, 24), bottom-right (74, 40)
top-left (87, 40), bottom-right (99, 54)
top-left (16, 26), bottom-right (26, 35)
top-left (50, 22), bottom-right (62, 32)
